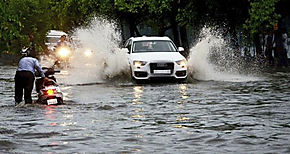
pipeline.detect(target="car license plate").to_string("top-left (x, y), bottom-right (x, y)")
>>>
top-left (157, 63), bottom-right (167, 67)
top-left (154, 70), bottom-right (171, 74)
top-left (47, 99), bottom-right (58, 105)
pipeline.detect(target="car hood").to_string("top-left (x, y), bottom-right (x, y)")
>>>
top-left (129, 52), bottom-right (186, 62)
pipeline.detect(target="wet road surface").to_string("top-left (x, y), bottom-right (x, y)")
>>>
top-left (1, 65), bottom-right (290, 153)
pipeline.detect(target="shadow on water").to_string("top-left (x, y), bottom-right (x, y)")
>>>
top-left (129, 77), bottom-right (191, 85)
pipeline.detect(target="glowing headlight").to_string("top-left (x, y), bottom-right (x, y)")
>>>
top-left (57, 47), bottom-right (70, 58)
top-left (176, 59), bottom-right (187, 68)
top-left (133, 61), bottom-right (147, 67)
top-left (84, 50), bottom-right (93, 57)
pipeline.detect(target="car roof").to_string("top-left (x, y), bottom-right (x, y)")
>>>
top-left (46, 30), bottom-right (67, 37)
top-left (130, 36), bottom-right (172, 42)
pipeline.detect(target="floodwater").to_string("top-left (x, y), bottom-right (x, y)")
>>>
top-left (1, 65), bottom-right (290, 153)
top-left (1, 20), bottom-right (290, 153)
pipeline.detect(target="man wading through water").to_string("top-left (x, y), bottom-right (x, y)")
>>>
top-left (273, 23), bottom-right (288, 67)
top-left (14, 47), bottom-right (45, 105)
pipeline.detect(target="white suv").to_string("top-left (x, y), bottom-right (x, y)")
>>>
top-left (124, 36), bottom-right (187, 81)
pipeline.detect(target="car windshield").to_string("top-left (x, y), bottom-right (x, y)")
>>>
top-left (133, 40), bottom-right (177, 53)
top-left (46, 37), bottom-right (60, 44)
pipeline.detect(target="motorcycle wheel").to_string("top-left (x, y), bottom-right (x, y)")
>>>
top-left (57, 98), bottom-right (63, 105)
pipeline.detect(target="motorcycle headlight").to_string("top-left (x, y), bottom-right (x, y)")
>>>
top-left (133, 61), bottom-right (147, 67)
top-left (57, 47), bottom-right (70, 58)
top-left (84, 49), bottom-right (93, 57)
top-left (176, 59), bottom-right (187, 68)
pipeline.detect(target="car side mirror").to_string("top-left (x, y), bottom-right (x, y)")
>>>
top-left (178, 47), bottom-right (184, 52)
top-left (121, 48), bottom-right (130, 54)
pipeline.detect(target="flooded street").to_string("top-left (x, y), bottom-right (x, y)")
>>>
top-left (1, 65), bottom-right (290, 153)
top-left (2, 0), bottom-right (290, 153)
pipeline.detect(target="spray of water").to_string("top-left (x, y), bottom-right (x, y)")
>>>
top-left (40, 20), bottom-right (261, 84)
top-left (59, 18), bottom-right (130, 85)
top-left (187, 27), bottom-right (261, 82)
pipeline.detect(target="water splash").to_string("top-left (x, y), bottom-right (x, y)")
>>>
top-left (41, 22), bottom-right (261, 84)
top-left (60, 18), bottom-right (130, 85)
top-left (187, 27), bottom-right (261, 82)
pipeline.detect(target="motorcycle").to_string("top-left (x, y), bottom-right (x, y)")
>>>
top-left (35, 66), bottom-right (63, 105)
top-left (53, 45), bottom-right (73, 68)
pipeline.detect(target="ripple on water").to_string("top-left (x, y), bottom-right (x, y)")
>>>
top-left (15, 132), bottom-right (64, 139)
top-left (1, 65), bottom-right (290, 153)
top-left (97, 105), bottom-right (115, 110)
top-left (0, 140), bottom-right (16, 152)
top-left (0, 128), bottom-right (16, 134)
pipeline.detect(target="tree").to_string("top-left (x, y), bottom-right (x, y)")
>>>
top-left (244, 0), bottom-right (280, 35)
top-left (0, 0), bottom-right (22, 53)
top-left (50, 0), bottom-right (101, 32)
top-left (113, 0), bottom-right (148, 37)
top-left (243, 0), bottom-right (280, 56)
top-left (0, 0), bottom-right (53, 55)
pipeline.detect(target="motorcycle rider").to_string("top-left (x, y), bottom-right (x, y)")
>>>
top-left (14, 47), bottom-right (45, 105)
top-left (54, 35), bottom-right (73, 67)
top-left (56, 35), bottom-right (69, 47)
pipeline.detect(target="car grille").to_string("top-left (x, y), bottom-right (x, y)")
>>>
top-left (150, 62), bottom-right (174, 74)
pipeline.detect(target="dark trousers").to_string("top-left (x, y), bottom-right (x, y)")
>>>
top-left (281, 50), bottom-right (288, 67)
top-left (265, 48), bottom-right (274, 65)
top-left (14, 71), bottom-right (35, 104)
top-left (274, 48), bottom-right (288, 67)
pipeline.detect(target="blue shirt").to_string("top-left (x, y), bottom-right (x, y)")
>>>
top-left (17, 57), bottom-right (45, 77)
top-left (57, 40), bottom-right (68, 47)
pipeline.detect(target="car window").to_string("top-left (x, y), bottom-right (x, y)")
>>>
top-left (47, 37), bottom-right (59, 44)
top-left (132, 40), bottom-right (177, 53)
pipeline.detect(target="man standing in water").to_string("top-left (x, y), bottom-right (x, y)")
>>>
top-left (264, 29), bottom-right (275, 66)
top-left (273, 24), bottom-right (288, 67)
top-left (14, 47), bottom-right (45, 105)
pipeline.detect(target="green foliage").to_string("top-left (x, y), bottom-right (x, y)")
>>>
top-left (0, 0), bottom-right (53, 54)
top-left (143, 0), bottom-right (173, 34)
top-left (115, 0), bottom-right (147, 13)
top-left (0, 0), bottom-right (284, 55)
top-left (50, 0), bottom-right (101, 31)
top-left (244, 0), bottom-right (281, 35)
top-left (0, 1), bottom-right (23, 53)
top-left (176, 1), bottom-right (197, 27)
top-left (146, 0), bottom-right (172, 15)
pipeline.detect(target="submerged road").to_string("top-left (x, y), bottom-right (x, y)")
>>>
top-left (1, 65), bottom-right (290, 153)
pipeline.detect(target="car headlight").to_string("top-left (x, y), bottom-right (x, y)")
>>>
top-left (133, 61), bottom-right (147, 67)
top-left (176, 59), bottom-right (187, 68)
top-left (57, 47), bottom-right (70, 58)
